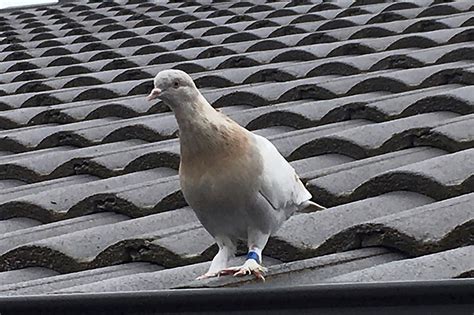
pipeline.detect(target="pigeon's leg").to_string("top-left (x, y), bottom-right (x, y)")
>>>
top-left (220, 230), bottom-right (270, 281)
top-left (196, 237), bottom-right (235, 280)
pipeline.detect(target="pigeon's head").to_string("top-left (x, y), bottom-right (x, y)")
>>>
top-left (147, 69), bottom-right (198, 108)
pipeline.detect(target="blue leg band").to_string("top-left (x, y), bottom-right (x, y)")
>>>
top-left (246, 251), bottom-right (260, 263)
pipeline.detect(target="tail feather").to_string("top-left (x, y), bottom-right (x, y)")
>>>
top-left (299, 200), bottom-right (327, 213)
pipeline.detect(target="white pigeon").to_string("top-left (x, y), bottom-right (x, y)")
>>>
top-left (147, 69), bottom-right (325, 280)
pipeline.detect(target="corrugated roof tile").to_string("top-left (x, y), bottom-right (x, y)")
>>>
top-left (0, 0), bottom-right (472, 294)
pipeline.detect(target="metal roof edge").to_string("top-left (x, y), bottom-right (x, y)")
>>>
top-left (0, 279), bottom-right (473, 314)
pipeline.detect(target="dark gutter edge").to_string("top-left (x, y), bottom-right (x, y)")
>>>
top-left (0, 279), bottom-right (473, 315)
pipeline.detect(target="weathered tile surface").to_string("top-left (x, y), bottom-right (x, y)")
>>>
top-left (0, 0), bottom-right (472, 294)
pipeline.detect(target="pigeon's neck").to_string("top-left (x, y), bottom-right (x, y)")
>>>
top-left (173, 93), bottom-right (217, 131)
top-left (174, 94), bottom-right (247, 158)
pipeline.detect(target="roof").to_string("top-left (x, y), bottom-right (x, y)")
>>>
top-left (0, 0), bottom-right (472, 298)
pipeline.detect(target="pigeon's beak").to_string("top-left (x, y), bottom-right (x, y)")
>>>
top-left (147, 88), bottom-right (161, 101)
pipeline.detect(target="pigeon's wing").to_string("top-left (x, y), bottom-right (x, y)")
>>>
top-left (252, 134), bottom-right (312, 213)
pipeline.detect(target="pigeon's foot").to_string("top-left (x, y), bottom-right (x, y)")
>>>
top-left (219, 259), bottom-right (267, 281)
top-left (196, 272), bottom-right (218, 280)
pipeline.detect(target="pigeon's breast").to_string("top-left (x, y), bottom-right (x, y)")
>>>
top-left (180, 143), bottom-right (262, 211)
top-left (179, 130), bottom-right (264, 237)
top-left (180, 163), bottom-right (262, 238)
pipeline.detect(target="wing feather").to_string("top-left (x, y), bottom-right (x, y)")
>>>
top-left (253, 134), bottom-right (312, 213)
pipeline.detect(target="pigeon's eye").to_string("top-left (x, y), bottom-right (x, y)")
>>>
top-left (173, 81), bottom-right (179, 88)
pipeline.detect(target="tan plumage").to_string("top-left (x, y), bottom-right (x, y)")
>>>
top-left (148, 69), bottom-right (325, 280)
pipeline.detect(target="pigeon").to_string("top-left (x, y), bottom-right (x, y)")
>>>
top-left (147, 69), bottom-right (325, 280)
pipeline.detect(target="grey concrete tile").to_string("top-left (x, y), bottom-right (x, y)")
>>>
top-left (0, 208), bottom-right (197, 272)
top-left (269, 192), bottom-right (433, 261)
top-left (323, 246), bottom-right (474, 282)
top-left (420, 113), bottom-right (474, 151)
top-left (0, 169), bottom-right (177, 221)
top-left (0, 263), bottom-right (162, 295)
top-left (356, 192), bottom-right (474, 255)
top-left (361, 148), bottom-right (474, 200)
top-left (291, 112), bottom-right (458, 160)
top-left (0, 267), bottom-right (58, 286)
top-left (0, 212), bottom-right (128, 256)
top-left (0, 179), bottom-right (26, 190)
top-left (0, 0), bottom-right (472, 295)
top-left (0, 217), bottom-right (41, 234)
top-left (0, 141), bottom-right (135, 181)
top-left (306, 147), bottom-right (446, 205)
top-left (361, 85), bottom-right (472, 120)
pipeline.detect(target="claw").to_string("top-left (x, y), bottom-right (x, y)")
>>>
top-left (253, 270), bottom-right (266, 281)
top-left (219, 260), bottom-right (267, 281)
